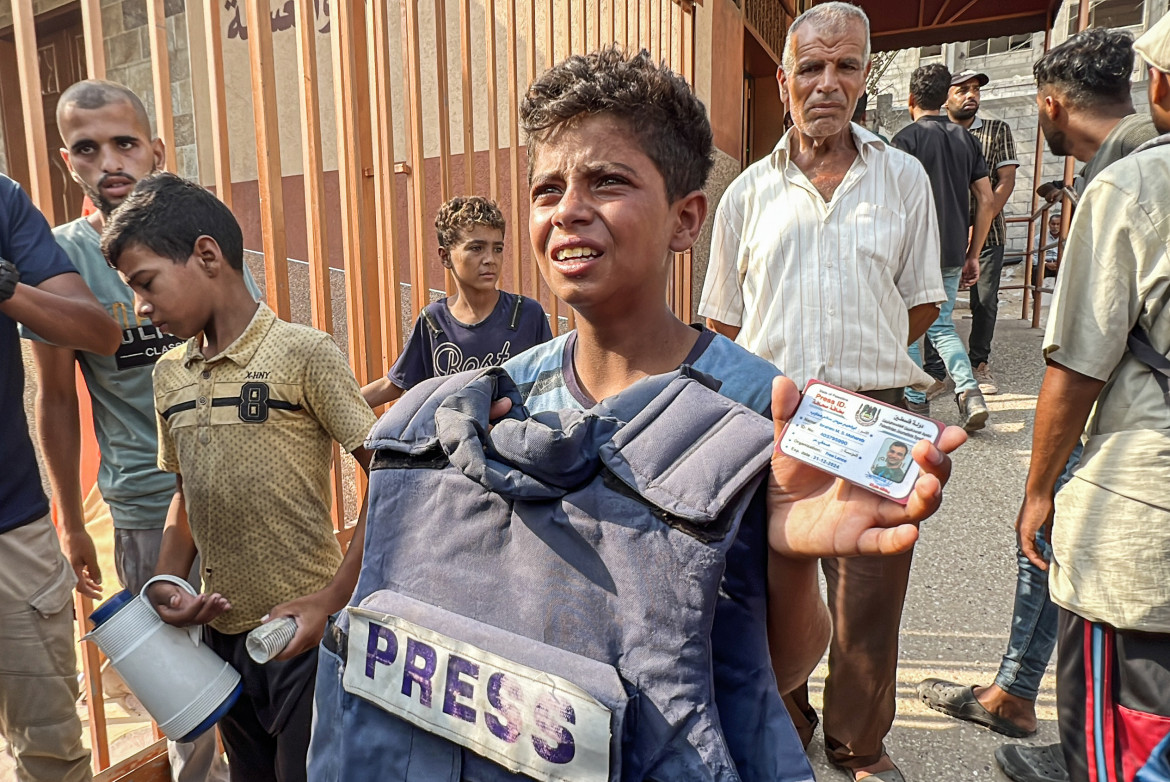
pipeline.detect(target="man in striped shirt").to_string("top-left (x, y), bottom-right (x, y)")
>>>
top-left (699, 4), bottom-right (944, 780)
top-left (945, 70), bottom-right (1019, 396)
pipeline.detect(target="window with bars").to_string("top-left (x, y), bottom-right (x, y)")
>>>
top-left (968, 33), bottom-right (1034, 56)
top-left (1066, 0), bottom-right (1146, 34)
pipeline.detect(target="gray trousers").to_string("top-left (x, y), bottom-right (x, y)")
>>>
top-left (114, 528), bottom-right (229, 782)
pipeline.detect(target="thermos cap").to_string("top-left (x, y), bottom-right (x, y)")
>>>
top-left (89, 590), bottom-right (135, 627)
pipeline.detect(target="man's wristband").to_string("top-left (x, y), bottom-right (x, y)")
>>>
top-left (0, 259), bottom-right (20, 304)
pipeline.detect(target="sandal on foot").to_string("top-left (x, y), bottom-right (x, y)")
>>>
top-left (833, 756), bottom-right (906, 782)
top-left (915, 678), bottom-right (1034, 738)
top-left (994, 743), bottom-right (1069, 782)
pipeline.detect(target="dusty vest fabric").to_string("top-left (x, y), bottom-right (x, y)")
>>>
top-left (308, 367), bottom-right (813, 781)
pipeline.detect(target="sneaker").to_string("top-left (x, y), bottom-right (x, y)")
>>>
top-left (925, 376), bottom-right (955, 401)
top-left (994, 743), bottom-right (1069, 782)
top-left (957, 389), bottom-right (989, 432)
top-left (974, 362), bottom-right (1000, 395)
top-left (905, 397), bottom-right (930, 416)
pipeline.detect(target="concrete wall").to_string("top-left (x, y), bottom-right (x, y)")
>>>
top-left (0, 0), bottom-right (72, 29)
top-left (0, 0), bottom-right (199, 180)
top-left (99, 0), bottom-right (199, 180)
top-left (872, 1), bottom-right (1168, 257)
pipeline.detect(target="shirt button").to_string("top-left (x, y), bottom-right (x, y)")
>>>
top-left (198, 396), bottom-right (207, 405)
top-left (202, 371), bottom-right (211, 379)
top-left (199, 429), bottom-right (211, 445)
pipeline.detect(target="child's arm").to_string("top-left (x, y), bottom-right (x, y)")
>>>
top-left (361, 376), bottom-right (404, 408)
top-left (368, 312), bottom-right (433, 407)
top-left (31, 342), bottom-right (103, 598)
top-left (145, 475), bottom-right (232, 626)
top-left (765, 375), bottom-right (966, 555)
top-left (264, 446), bottom-right (373, 660)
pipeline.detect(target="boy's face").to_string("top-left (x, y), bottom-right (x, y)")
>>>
top-left (442, 224), bottom-right (504, 295)
top-left (529, 114), bottom-right (694, 317)
top-left (58, 99), bottom-right (164, 216)
top-left (117, 244), bottom-right (213, 339)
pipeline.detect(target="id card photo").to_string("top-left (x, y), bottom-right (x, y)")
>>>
top-left (778, 380), bottom-right (944, 504)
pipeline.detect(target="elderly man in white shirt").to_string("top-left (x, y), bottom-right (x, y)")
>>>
top-left (699, 4), bottom-right (944, 780)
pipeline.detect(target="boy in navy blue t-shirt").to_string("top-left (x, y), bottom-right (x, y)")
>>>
top-left (362, 196), bottom-right (552, 407)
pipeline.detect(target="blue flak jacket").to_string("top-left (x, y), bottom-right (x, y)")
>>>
top-left (308, 367), bottom-right (815, 781)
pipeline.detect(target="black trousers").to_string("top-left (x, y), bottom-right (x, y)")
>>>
top-left (205, 627), bottom-right (318, 782)
top-left (967, 244), bottom-right (1005, 367)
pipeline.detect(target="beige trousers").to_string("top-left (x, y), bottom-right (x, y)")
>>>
top-left (0, 516), bottom-right (91, 782)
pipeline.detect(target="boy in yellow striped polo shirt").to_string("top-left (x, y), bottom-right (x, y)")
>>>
top-left (102, 172), bottom-right (377, 782)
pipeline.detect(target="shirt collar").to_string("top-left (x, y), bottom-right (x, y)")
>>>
top-left (771, 121), bottom-right (886, 169)
top-left (183, 302), bottom-right (275, 368)
top-left (969, 115), bottom-right (984, 131)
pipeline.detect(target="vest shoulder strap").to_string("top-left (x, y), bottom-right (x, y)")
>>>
top-left (368, 367), bottom-right (774, 528)
top-left (1128, 324), bottom-right (1170, 405)
top-left (600, 371), bottom-right (773, 526)
top-left (366, 368), bottom-right (504, 455)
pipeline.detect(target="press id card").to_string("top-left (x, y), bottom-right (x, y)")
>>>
top-left (778, 380), bottom-right (943, 504)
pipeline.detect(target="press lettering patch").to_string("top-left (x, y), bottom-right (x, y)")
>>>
top-left (343, 608), bottom-right (611, 782)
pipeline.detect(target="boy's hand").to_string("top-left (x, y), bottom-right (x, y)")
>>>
top-left (146, 582), bottom-right (231, 627)
top-left (264, 594), bottom-right (332, 661)
top-left (766, 376), bottom-right (967, 558)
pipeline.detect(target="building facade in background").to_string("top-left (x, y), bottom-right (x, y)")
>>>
top-left (872, 0), bottom-right (1168, 258)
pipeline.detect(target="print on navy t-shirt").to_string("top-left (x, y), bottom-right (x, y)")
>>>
top-left (388, 290), bottom-right (553, 390)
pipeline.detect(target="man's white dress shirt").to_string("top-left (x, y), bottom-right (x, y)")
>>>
top-left (699, 123), bottom-right (945, 391)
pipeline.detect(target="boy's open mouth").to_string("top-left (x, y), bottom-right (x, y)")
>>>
top-left (554, 247), bottom-right (602, 261)
top-left (551, 246), bottom-right (603, 277)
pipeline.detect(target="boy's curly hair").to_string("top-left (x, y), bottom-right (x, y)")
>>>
top-left (435, 196), bottom-right (506, 250)
top-left (520, 46), bottom-right (713, 201)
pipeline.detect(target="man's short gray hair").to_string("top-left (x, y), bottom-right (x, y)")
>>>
top-left (781, 2), bottom-right (872, 74)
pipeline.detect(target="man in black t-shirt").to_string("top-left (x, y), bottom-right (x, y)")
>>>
top-left (892, 63), bottom-right (995, 432)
